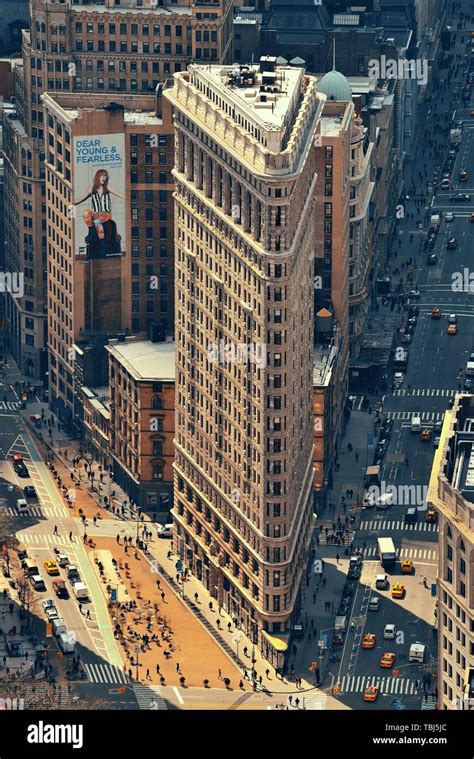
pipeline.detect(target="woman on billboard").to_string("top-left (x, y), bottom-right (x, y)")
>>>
top-left (74, 169), bottom-right (125, 259)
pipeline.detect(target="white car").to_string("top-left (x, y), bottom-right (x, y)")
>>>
top-left (448, 314), bottom-right (457, 324)
top-left (157, 523), bottom-right (173, 539)
top-left (393, 372), bottom-right (405, 388)
top-left (375, 574), bottom-right (388, 590)
top-left (45, 606), bottom-right (59, 621)
top-left (368, 597), bottom-right (381, 611)
top-left (445, 212), bottom-right (454, 221)
top-left (42, 599), bottom-right (55, 611)
top-left (383, 623), bottom-right (397, 640)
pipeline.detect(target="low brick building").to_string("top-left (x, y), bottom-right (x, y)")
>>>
top-left (106, 336), bottom-right (175, 513)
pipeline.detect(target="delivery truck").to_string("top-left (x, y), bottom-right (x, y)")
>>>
top-left (409, 642), bottom-right (426, 663)
top-left (57, 631), bottom-right (75, 654)
top-left (377, 537), bottom-right (397, 568)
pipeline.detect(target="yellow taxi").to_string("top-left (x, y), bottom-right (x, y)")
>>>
top-left (431, 307), bottom-right (441, 319)
top-left (363, 685), bottom-right (379, 702)
top-left (420, 428), bottom-right (432, 441)
top-left (447, 324), bottom-right (458, 335)
top-left (401, 559), bottom-right (413, 574)
top-left (380, 652), bottom-right (396, 668)
top-left (43, 560), bottom-right (59, 576)
top-left (391, 583), bottom-right (405, 599)
top-left (361, 633), bottom-right (376, 649)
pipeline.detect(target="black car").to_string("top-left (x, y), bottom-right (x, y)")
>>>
top-left (408, 305), bottom-right (419, 317)
top-left (446, 237), bottom-right (457, 250)
top-left (426, 253), bottom-right (437, 265)
top-left (449, 193), bottom-right (471, 202)
top-left (381, 418), bottom-right (394, 437)
top-left (404, 323), bottom-right (415, 336)
top-left (424, 235), bottom-right (436, 249)
top-left (24, 486), bottom-right (37, 499)
top-left (13, 461), bottom-right (29, 478)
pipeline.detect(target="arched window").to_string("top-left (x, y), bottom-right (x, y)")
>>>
top-left (152, 395), bottom-right (163, 409)
top-left (447, 525), bottom-right (452, 539)
top-left (460, 539), bottom-right (465, 553)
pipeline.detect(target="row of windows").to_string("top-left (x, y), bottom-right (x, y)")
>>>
top-left (75, 22), bottom-right (182, 37)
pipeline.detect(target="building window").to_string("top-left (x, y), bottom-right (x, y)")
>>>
top-left (152, 396), bottom-right (163, 409)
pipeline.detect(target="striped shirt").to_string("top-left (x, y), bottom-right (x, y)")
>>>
top-left (91, 190), bottom-right (111, 214)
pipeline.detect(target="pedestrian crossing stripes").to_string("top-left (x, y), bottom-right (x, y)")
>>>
top-left (0, 401), bottom-right (21, 411)
top-left (83, 663), bottom-right (131, 684)
top-left (359, 520), bottom-right (438, 533)
top-left (16, 533), bottom-right (72, 546)
top-left (392, 389), bottom-right (453, 397)
top-left (420, 694), bottom-right (437, 710)
top-left (1, 505), bottom-right (67, 518)
top-left (132, 684), bottom-right (168, 710)
top-left (339, 675), bottom-right (416, 695)
top-left (317, 531), bottom-right (355, 546)
top-left (363, 545), bottom-right (437, 561)
top-left (386, 411), bottom-right (445, 421)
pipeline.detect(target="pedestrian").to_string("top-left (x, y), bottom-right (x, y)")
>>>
top-left (312, 592), bottom-right (316, 603)
top-left (86, 610), bottom-right (91, 619)
top-left (209, 601), bottom-right (213, 611)
top-left (336, 553), bottom-right (340, 564)
top-left (288, 695), bottom-right (293, 706)
top-left (194, 592), bottom-right (199, 603)
top-left (116, 534), bottom-right (120, 543)
top-left (146, 668), bottom-right (150, 680)
top-left (239, 680), bottom-right (244, 689)
top-left (265, 668), bottom-right (270, 678)
top-left (227, 621), bottom-right (232, 632)
top-left (176, 663), bottom-right (180, 673)
top-left (53, 525), bottom-right (58, 535)
top-left (156, 579), bottom-right (161, 590)
top-left (259, 675), bottom-right (262, 685)
top-left (218, 668), bottom-right (222, 680)
top-left (156, 664), bottom-right (160, 674)
top-left (83, 533), bottom-right (87, 543)
top-left (79, 603), bottom-right (83, 614)
top-left (161, 592), bottom-right (165, 602)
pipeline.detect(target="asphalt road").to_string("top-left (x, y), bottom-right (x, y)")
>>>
top-left (324, 22), bottom-right (474, 711)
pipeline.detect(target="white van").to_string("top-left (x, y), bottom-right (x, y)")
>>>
top-left (30, 574), bottom-right (46, 591)
top-left (157, 523), bottom-right (173, 539)
top-left (58, 631), bottom-right (75, 654)
top-left (411, 414), bottom-right (422, 432)
top-left (409, 642), bottom-right (426, 663)
top-left (16, 498), bottom-right (28, 512)
top-left (52, 618), bottom-right (67, 636)
top-left (374, 493), bottom-right (394, 510)
top-left (73, 582), bottom-right (88, 600)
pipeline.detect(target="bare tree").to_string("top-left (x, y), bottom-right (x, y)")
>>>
top-left (0, 511), bottom-right (19, 575)
top-left (1, 676), bottom-right (117, 710)
top-left (16, 577), bottom-right (39, 631)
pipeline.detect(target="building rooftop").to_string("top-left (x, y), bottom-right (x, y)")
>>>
top-left (186, 62), bottom-right (305, 152)
top-left (313, 343), bottom-right (338, 387)
top-left (71, 4), bottom-right (192, 15)
top-left (317, 70), bottom-right (352, 102)
top-left (320, 114), bottom-right (346, 136)
top-left (106, 338), bottom-right (175, 382)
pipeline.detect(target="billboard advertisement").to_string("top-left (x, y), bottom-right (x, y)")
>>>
top-left (73, 134), bottom-right (126, 261)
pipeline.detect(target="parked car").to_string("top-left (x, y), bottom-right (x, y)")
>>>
top-left (24, 486), bottom-right (37, 499)
top-left (426, 253), bottom-right (437, 265)
top-left (446, 237), bottom-right (458, 249)
top-left (157, 524), bottom-right (173, 539)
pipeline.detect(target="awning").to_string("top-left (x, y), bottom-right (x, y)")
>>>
top-left (262, 630), bottom-right (289, 652)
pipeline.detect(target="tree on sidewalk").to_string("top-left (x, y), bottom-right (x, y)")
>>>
top-left (0, 512), bottom-right (19, 576)
top-left (16, 577), bottom-right (39, 631)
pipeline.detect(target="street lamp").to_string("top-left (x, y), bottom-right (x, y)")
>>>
top-left (233, 632), bottom-right (242, 661)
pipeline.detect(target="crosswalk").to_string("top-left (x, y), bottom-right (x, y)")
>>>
top-left (0, 401), bottom-right (21, 411)
top-left (385, 411), bottom-right (445, 421)
top-left (359, 520), bottom-right (438, 533)
top-left (83, 663), bottom-right (131, 684)
top-left (339, 675), bottom-right (417, 695)
top-left (420, 694), bottom-right (437, 710)
top-left (363, 545), bottom-right (437, 561)
top-left (318, 531), bottom-right (355, 546)
top-left (132, 684), bottom-right (168, 710)
top-left (392, 389), bottom-right (453, 397)
top-left (16, 533), bottom-right (72, 546)
top-left (1, 505), bottom-right (66, 518)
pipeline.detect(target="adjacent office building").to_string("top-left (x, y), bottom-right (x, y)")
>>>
top-left (428, 394), bottom-right (474, 710)
top-left (3, 0), bottom-right (234, 379)
top-left (165, 60), bottom-right (323, 665)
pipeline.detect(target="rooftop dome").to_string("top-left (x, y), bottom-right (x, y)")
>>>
top-left (318, 70), bottom-right (352, 102)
